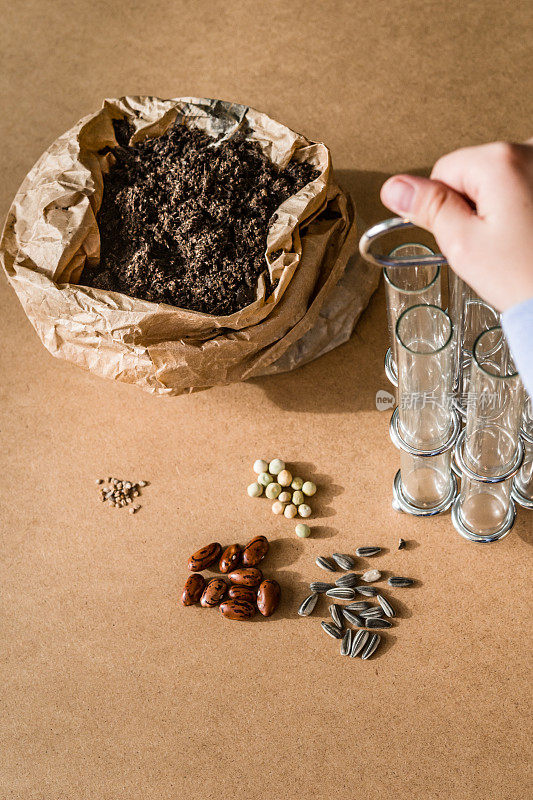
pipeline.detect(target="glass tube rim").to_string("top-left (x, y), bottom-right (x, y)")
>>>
top-left (473, 325), bottom-right (518, 380)
top-left (383, 243), bottom-right (439, 294)
top-left (395, 303), bottom-right (453, 356)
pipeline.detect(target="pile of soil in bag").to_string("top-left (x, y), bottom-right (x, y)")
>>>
top-left (81, 118), bottom-right (318, 315)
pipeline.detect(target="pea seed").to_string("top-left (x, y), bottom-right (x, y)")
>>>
top-left (257, 472), bottom-right (273, 487)
top-left (247, 482), bottom-right (263, 498)
top-left (269, 459), bottom-right (285, 475)
top-left (284, 503), bottom-right (297, 519)
top-left (277, 469), bottom-right (293, 487)
top-left (253, 459), bottom-right (269, 474)
top-left (302, 481), bottom-right (316, 497)
top-left (291, 477), bottom-right (304, 490)
top-left (292, 490), bottom-right (305, 506)
top-left (278, 491), bottom-right (292, 503)
top-left (272, 500), bottom-right (285, 515)
top-left (298, 504), bottom-right (312, 518)
top-left (265, 482), bottom-right (282, 500)
top-left (295, 523), bottom-right (311, 538)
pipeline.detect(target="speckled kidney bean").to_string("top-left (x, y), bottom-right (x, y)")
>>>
top-left (242, 535), bottom-right (269, 567)
top-left (219, 544), bottom-right (242, 573)
top-left (227, 567), bottom-right (263, 587)
top-left (200, 578), bottom-right (227, 607)
top-left (187, 542), bottom-right (222, 571)
top-left (220, 599), bottom-right (256, 620)
top-left (257, 579), bottom-right (281, 617)
top-left (228, 585), bottom-right (257, 604)
top-left (181, 573), bottom-right (206, 606)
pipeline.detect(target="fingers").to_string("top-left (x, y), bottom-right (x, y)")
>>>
top-left (380, 174), bottom-right (475, 249)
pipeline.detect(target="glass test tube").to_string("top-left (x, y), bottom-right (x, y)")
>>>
top-left (394, 304), bottom-right (456, 512)
top-left (453, 327), bottom-right (524, 541)
top-left (448, 271), bottom-right (500, 413)
top-left (384, 244), bottom-right (441, 386)
top-left (513, 395), bottom-right (533, 508)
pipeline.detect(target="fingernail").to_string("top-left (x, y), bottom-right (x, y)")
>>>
top-left (382, 178), bottom-right (415, 213)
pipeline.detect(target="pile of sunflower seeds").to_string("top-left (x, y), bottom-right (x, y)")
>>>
top-left (96, 477), bottom-right (148, 514)
top-left (298, 548), bottom-right (415, 660)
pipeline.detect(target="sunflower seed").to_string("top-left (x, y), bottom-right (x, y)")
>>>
top-left (321, 621), bottom-right (343, 639)
top-left (331, 553), bottom-right (355, 570)
top-left (316, 556), bottom-right (336, 572)
top-left (359, 606), bottom-right (383, 619)
top-left (340, 629), bottom-right (352, 655)
top-left (398, 538), bottom-right (406, 550)
top-left (361, 569), bottom-right (381, 583)
top-left (329, 604), bottom-right (344, 628)
top-left (361, 633), bottom-right (381, 660)
top-left (377, 594), bottom-right (395, 617)
top-left (309, 581), bottom-right (334, 593)
top-left (298, 593), bottom-right (318, 617)
top-left (335, 573), bottom-right (360, 588)
top-left (342, 610), bottom-right (364, 627)
top-left (366, 618), bottom-right (392, 628)
top-left (355, 585), bottom-right (378, 597)
top-left (350, 629), bottom-right (370, 657)
top-left (356, 546), bottom-right (381, 557)
top-left (325, 587), bottom-right (356, 600)
top-left (345, 601), bottom-right (371, 612)
top-left (388, 576), bottom-right (414, 587)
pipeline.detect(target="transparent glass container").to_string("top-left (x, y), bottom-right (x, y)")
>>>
top-left (448, 271), bottom-right (500, 415)
top-left (452, 327), bottom-right (524, 541)
top-left (384, 244), bottom-right (441, 387)
top-left (513, 395), bottom-right (533, 509)
top-left (391, 304), bottom-right (458, 514)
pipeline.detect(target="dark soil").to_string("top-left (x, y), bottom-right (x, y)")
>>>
top-left (80, 117), bottom-right (318, 314)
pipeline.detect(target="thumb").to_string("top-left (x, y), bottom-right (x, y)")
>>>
top-left (380, 175), bottom-right (474, 246)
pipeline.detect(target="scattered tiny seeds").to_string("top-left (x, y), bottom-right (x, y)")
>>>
top-left (309, 581), bottom-right (334, 593)
top-left (343, 610), bottom-right (364, 627)
top-left (361, 633), bottom-right (381, 660)
top-left (335, 573), bottom-right (359, 588)
top-left (377, 594), bottom-right (395, 617)
top-left (247, 482), bottom-right (263, 498)
top-left (278, 491), bottom-right (292, 503)
top-left (345, 601), bottom-right (371, 612)
top-left (298, 504), bottom-right (312, 518)
top-left (302, 481), bottom-right (317, 496)
top-left (388, 577), bottom-right (414, 587)
top-left (253, 459), bottom-right (269, 474)
top-left (265, 482), bottom-right (282, 500)
top-left (258, 472), bottom-right (273, 487)
top-left (272, 500), bottom-right (285, 515)
top-left (295, 523), bottom-right (311, 538)
top-left (292, 490), bottom-right (305, 506)
top-left (361, 569), bottom-right (381, 583)
top-left (325, 587), bottom-right (356, 600)
top-left (277, 469), bottom-right (293, 487)
top-left (291, 477), bottom-right (304, 491)
top-left (398, 538), bottom-right (406, 550)
top-left (316, 556), bottom-right (336, 572)
top-left (329, 604), bottom-right (344, 628)
top-left (350, 629), bottom-right (370, 657)
top-left (269, 459), bottom-right (285, 475)
top-left (284, 503), bottom-right (298, 519)
top-left (356, 546), bottom-right (381, 557)
top-left (331, 553), bottom-right (355, 570)
top-left (366, 618), bottom-right (392, 629)
top-left (298, 593), bottom-right (318, 616)
top-left (359, 607), bottom-right (383, 619)
top-left (355, 585), bottom-right (378, 597)
top-left (321, 621), bottom-right (343, 640)
top-left (340, 629), bottom-right (352, 656)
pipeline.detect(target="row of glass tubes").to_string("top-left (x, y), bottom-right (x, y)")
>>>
top-left (383, 243), bottom-right (532, 542)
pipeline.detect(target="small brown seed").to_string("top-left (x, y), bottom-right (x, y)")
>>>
top-left (200, 578), bottom-right (227, 607)
top-left (96, 478), bottom-right (103, 485)
top-left (220, 599), bottom-right (256, 620)
top-left (188, 542), bottom-right (222, 572)
top-left (219, 544), bottom-right (242, 573)
top-left (257, 579), bottom-right (281, 617)
top-left (242, 535), bottom-right (269, 567)
top-left (181, 573), bottom-right (206, 606)
top-left (228, 567), bottom-right (263, 587)
top-left (228, 585), bottom-right (256, 604)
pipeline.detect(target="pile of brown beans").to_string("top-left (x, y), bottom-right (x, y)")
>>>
top-left (181, 536), bottom-right (281, 620)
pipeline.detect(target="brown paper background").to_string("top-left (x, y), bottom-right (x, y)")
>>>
top-left (0, 1), bottom-right (531, 799)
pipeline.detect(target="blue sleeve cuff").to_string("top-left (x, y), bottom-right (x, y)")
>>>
top-left (502, 296), bottom-right (533, 398)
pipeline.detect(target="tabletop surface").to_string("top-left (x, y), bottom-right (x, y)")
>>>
top-left (1, 2), bottom-right (532, 798)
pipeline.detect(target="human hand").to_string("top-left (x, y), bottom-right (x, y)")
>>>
top-left (380, 140), bottom-right (533, 312)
